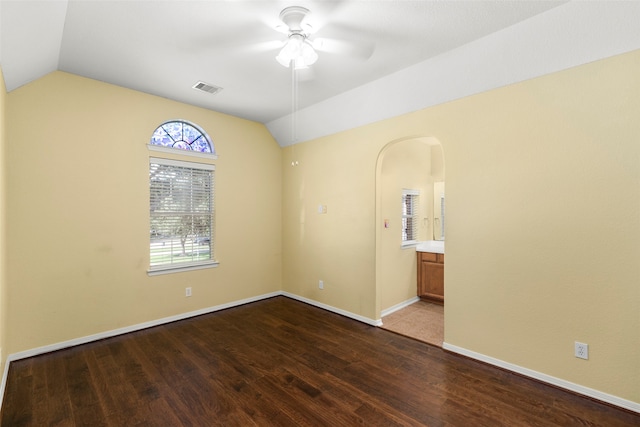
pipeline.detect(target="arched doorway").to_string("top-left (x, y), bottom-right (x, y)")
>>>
top-left (375, 136), bottom-right (445, 345)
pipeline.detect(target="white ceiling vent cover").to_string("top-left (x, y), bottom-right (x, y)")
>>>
top-left (192, 81), bottom-right (223, 95)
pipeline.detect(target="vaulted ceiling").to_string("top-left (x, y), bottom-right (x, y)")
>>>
top-left (1, 1), bottom-right (639, 146)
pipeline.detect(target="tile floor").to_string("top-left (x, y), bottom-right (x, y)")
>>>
top-left (380, 300), bottom-right (444, 347)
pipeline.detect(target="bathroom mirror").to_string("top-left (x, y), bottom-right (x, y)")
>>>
top-left (433, 181), bottom-right (445, 241)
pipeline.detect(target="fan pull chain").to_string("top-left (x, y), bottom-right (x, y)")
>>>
top-left (290, 60), bottom-right (299, 166)
top-left (291, 61), bottom-right (298, 143)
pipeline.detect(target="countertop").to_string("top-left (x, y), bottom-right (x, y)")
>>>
top-left (416, 240), bottom-right (445, 254)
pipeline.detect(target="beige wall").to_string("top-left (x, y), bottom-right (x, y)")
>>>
top-left (0, 68), bottom-right (7, 373)
top-left (5, 72), bottom-right (282, 354)
top-left (282, 130), bottom-right (380, 319)
top-left (431, 144), bottom-right (444, 182)
top-left (283, 50), bottom-right (640, 403)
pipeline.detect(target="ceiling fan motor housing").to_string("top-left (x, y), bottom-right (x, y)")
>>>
top-left (279, 6), bottom-right (310, 33)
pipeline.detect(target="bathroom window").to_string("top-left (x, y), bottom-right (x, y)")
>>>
top-left (401, 189), bottom-right (420, 246)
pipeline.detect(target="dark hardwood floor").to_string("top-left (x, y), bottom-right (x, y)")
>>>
top-left (2, 296), bottom-right (638, 426)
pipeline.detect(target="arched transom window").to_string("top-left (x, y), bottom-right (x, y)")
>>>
top-left (150, 120), bottom-right (214, 154)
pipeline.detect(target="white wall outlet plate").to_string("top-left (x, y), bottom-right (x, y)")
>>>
top-left (575, 342), bottom-right (589, 360)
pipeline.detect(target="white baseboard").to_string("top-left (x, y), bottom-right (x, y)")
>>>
top-left (442, 342), bottom-right (640, 414)
top-left (380, 296), bottom-right (420, 319)
top-left (282, 292), bottom-right (382, 326)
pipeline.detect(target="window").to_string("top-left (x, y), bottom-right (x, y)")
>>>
top-left (147, 120), bottom-right (217, 275)
top-left (150, 120), bottom-right (214, 153)
top-left (149, 158), bottom-right (217, 274)
top-left (401, 189), bottom-right (420, 246)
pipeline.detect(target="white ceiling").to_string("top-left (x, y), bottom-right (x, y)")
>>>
top-left (1, 1), bottom-right (640, 146)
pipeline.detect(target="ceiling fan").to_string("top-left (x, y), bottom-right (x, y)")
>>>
top-left (272, 5), bottom-right (374, 70)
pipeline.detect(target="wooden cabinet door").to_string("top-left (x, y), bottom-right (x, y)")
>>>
top-left (423, 261), bottom-right (444, 302)
top-left (418, 257), bottom-right (429, 296)
top-left (417, 252), bottom-right (444, 303)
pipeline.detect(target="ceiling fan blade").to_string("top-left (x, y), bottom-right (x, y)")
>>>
top-left (312, 37), bottom-right (375, 60)
top-left (238, 39), bottom-right (285, 54)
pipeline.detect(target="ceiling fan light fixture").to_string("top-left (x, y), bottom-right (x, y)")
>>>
top-left (276, 33), bottom-right (318, 69)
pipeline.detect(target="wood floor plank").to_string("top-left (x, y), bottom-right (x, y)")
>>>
top-left (2, 363), bottom-right (34, 427)
top-left (44, 352), bottom-right (75, 426)
top-left (2, 296), bottom-right (639, 426)
top-left (28, 358), bottom-right (50, 426)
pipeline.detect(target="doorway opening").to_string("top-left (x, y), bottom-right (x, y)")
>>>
top-left (374, 136), bottom-right (445, 346)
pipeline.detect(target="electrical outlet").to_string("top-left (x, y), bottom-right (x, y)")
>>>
top-left (318, 280), bottom-right (324, 290)
top-left (575, 342), bottom-right (589, 360)
top-left (185, 287), bottom-right (192, 297)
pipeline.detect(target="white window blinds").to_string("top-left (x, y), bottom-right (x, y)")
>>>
top-left (149, 157), bottom-right (215, 271)
top-left (402, 190), bottom-right (420, 244)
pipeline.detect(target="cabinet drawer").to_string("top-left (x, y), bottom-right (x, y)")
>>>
top-left (418, 252), bottom-right (444, 263)
top-left (419, 252), bottom-right (438, 262)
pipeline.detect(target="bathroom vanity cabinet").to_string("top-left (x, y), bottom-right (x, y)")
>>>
top-left (417, 251), bottom-right (444, 303)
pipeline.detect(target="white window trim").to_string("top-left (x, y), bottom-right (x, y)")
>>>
top-left (149, 156), bottom-right (215, 170)
top-left (148, 260), bottom-right (219, 276)
top-left (148, 156), bottom-right (217, 275)
top-left (147, 144), bottom-right (218, 160)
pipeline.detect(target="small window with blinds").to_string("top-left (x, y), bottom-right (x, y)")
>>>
top-left (149, 157), bottom-right (217, 274)
top-left (401, 189), bottom-right (420, 246)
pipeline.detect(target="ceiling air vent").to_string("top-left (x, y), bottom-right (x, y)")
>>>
top-left (192, 81), bottom-right (223, 95)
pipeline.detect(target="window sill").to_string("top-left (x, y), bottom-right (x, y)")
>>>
top-left (148, 261), bottom-right (219, 276)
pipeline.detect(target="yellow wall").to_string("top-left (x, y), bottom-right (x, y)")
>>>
top-left (282, 50), bottom-right (640, 403)
top-left (282, 131), bottom-right (380, 318)
top-left (0, 67), bottom-right (7, 373)
top-left (431, 144), bottom-right (444, 183)
top-left (5, 72), bottom-right (282, 354)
